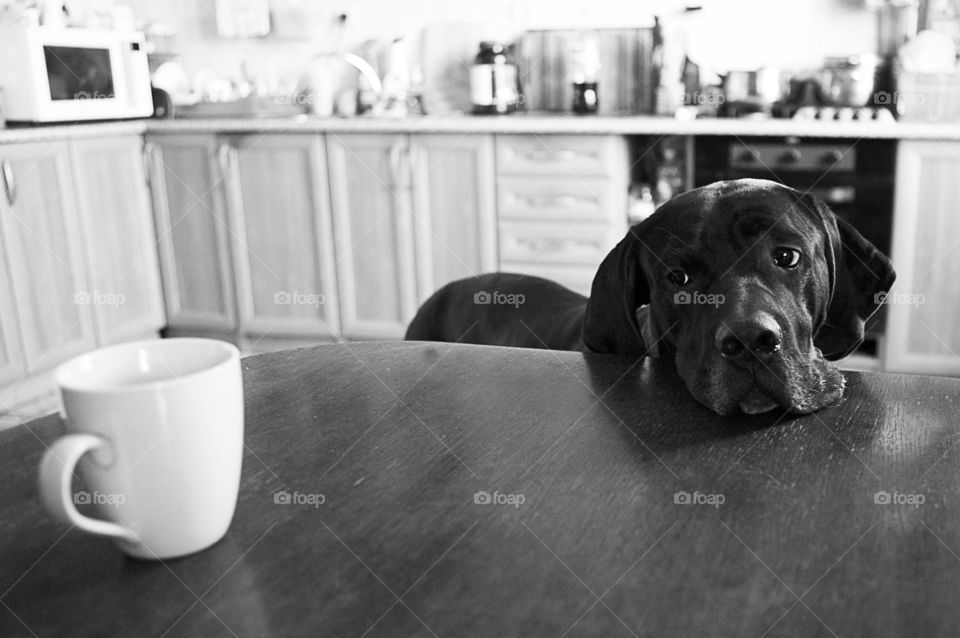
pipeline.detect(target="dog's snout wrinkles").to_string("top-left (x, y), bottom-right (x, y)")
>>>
top-left (716, 314), bottom-right (783, 363)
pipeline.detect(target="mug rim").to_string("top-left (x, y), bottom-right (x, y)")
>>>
top-left (55, 338), bottom-right (240, 395)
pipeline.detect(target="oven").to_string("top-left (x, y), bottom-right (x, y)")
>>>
top-left (694, 136), bottom-right (897, 361)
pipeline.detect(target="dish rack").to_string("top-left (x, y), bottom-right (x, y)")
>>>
top-left (895, 65), bottom-right (960, 122)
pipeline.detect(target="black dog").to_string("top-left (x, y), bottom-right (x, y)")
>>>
top-left (405, 179), bottom-right (895, 416)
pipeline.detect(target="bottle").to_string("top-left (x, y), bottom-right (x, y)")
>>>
top-left (570, 35), bottom-right (600, 114)
top-left (470, 42), bottom-right (520, 115)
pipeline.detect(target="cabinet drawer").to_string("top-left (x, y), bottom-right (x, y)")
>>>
top-left (498, 176), bottom-right (619, 222)
top-left (496, 135), bottom-right (626, 177)
top-left (498, 262), bottom-right (596, 297)
top-left (499, 220), bottom-right (615, 266)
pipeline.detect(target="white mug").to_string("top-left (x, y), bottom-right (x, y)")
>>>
top-left (38, 338), bottom-right (244, 560)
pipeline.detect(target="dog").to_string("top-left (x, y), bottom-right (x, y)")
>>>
top-left (405, 179), bottom-right (895, 416)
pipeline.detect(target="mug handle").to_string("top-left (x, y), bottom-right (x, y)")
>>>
top-left (38, 433), bottom-right (139, 543)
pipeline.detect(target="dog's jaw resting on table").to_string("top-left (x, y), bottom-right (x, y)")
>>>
top-left (405, 179), bottom-right (895, 417)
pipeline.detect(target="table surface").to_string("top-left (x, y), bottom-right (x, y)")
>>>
top-left (2, 341), bottom-right (960, 637)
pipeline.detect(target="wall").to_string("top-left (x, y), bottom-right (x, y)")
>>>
top-left (126, 0), bottom-right (878, 87)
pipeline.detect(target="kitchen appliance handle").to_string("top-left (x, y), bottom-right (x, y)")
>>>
top-left (1, 159), bottom-right (14, 206)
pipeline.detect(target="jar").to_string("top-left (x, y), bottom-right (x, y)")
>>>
top-left (470, 42), bottom-right (520, 114)
top-left (570, 36), bottom-right (600, 114)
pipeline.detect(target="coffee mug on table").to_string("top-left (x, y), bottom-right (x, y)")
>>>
top-left (38, 338), bottom-right (244, 560)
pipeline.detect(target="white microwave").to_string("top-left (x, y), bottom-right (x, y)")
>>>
top-left (0, 27), bottom-right (153, 123)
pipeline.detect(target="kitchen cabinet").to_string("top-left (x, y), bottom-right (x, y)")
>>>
top-left (884, 140), bottom-right (960, 375)
top-left (147, 134), bottom-right (237, 337)
top-left (0, 226), bottom-right (25, 389)
top-left (70, 136), bottom-right (164, 344)
top-left (495, 134), bottom-right (629, 296)
top-left (0, 141), bottom-right (97, 373)
top-left (148, 133), bottom-right (342, 347)
top-left (221, 134), bottom-right (340, 341)
top-left (409, 134), bottom-right (498, 297)
top-left (327, 133), bottom-right (419, 339)
top-left (327, 132), bottom-right (498, 339)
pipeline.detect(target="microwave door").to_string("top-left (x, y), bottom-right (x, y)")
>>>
top-left (44, 45), bottom-right (116, 102)
top-left (39, 42), bottom-right (122, 121)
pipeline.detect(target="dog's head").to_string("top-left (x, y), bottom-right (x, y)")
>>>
top-left (582, 178), bottom-right (895, 416)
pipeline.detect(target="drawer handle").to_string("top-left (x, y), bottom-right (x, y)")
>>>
top-left (519, 149), bottom-right (581, 162)
top-left (515, 237), bottom-right (599, 253)
top-left (521, 194), bottom-right (596, 208)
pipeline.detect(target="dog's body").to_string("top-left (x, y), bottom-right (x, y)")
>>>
top-left (406, 272), bottom-right (588, 351)
top-left (405, 179), bottom-right (895, 416)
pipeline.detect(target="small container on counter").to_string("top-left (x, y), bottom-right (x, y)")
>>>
top-left (570, 35), bottom-right (600, 114)
top-left (470, 41), bottom-right (521, 114)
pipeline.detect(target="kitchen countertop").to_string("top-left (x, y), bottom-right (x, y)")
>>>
top-left (0, 120), bottom-right (147, 144)
top-left (144, 113), bottom-right (960, 140)
top-left (3, 114), bottom-right (960, 143)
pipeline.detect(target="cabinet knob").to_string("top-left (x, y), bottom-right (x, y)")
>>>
top-left (736, 149), bottom-right (758, 164)
top-left (820, 149), bottom-right (844, 165)
top-left (777, 148), bottom-right (802, 164)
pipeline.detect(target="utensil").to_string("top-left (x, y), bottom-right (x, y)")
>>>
top-left (820, 55), bottom-right (881, 106)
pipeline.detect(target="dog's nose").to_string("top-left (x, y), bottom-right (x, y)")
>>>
top-left (716, 316), bottom-right (783, 362)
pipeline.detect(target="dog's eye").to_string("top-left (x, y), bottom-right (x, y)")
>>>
top-left (667, 269), bottom-right (689, 286)
top-left (772, 247), bottom-right (801, 268)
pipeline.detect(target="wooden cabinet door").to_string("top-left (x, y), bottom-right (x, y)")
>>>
top-left (147, 134), bottom-right (236, 333)
top-left (223, 134), bottom-right (339, 340)
top-left (71, 136), bottom-right (164, 344)
top-left (327, 133), bottom-right (418, 339)
top-left (884, 141), bottom-right (960, 375)
top-left (0, 218), bottom-right (26, 388)
top-left (0, 141), bottom-right (96, 371)
top-left (409, 134), bottom-right (498, 300)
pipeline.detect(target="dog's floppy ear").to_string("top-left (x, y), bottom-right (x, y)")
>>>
top-left (581, 226), bottom-right (652, 355)
top-left (803, 194), bottom-right (896, 361)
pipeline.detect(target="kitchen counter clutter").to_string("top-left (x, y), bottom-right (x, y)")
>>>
top-left (2, 115), bottom-right (960, 420)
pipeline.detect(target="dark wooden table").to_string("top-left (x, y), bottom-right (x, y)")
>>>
top-left (2, 341), bottom-right (960, 637)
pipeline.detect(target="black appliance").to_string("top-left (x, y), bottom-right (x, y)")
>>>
top-left (694, 136), bottom-right (897, 359)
